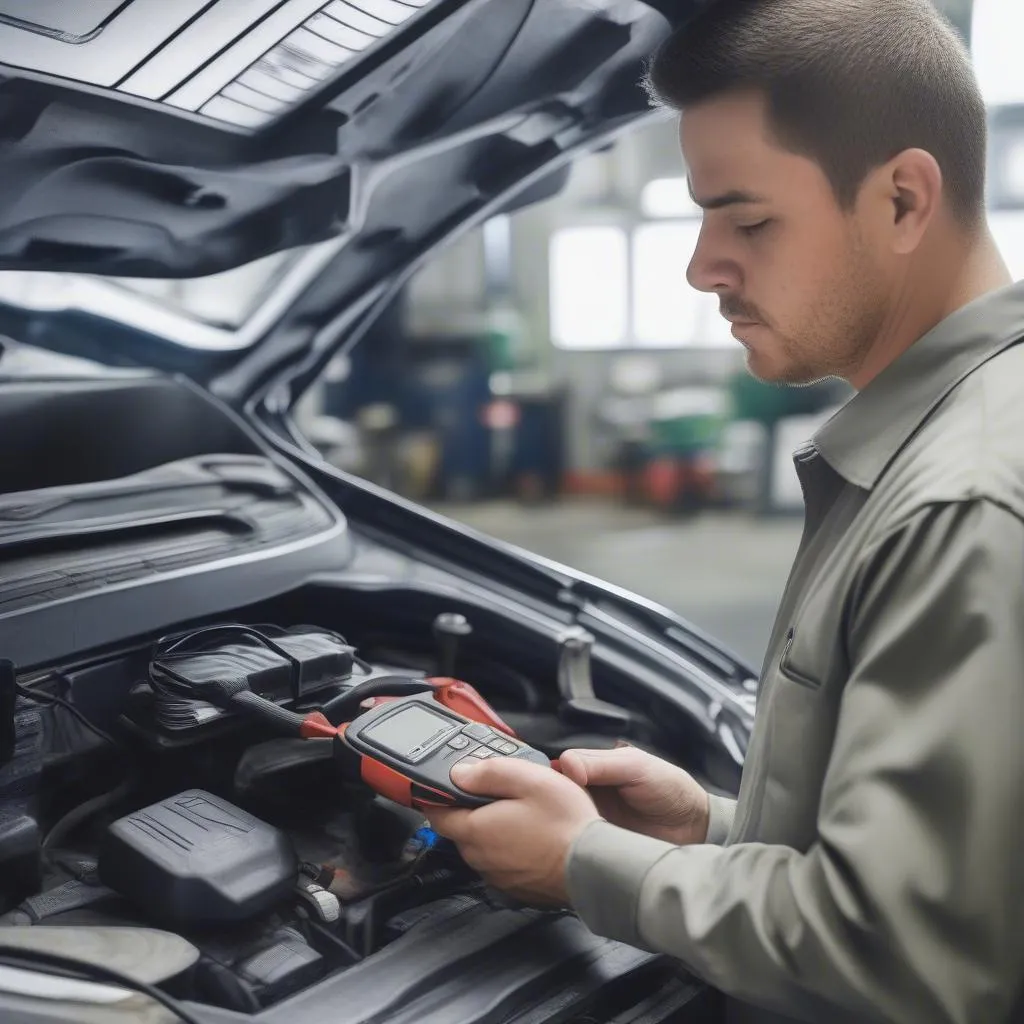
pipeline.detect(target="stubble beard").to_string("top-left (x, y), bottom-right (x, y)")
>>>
top-left (752, 244), bottom-right (885, 387)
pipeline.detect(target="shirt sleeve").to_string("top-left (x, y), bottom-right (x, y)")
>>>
top-left (705, 792), bottom-right (737, 845)
top-left (566, 499), bottom-right (1024, 1024)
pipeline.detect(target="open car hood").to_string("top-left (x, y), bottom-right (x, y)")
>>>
top-left (0, 0), bottom-right (705, 398)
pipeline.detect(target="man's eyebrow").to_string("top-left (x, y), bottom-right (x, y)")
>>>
top-left (686, 179), bottom-right (767, 210)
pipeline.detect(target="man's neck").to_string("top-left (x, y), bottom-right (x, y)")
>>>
top-left (847, 232), bottom-right (1012, 391)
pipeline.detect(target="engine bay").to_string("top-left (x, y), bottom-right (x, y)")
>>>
top-left (0, 375), bottom-right (741, 1021)
top-left (0, 603), bottom-right (705, 1021)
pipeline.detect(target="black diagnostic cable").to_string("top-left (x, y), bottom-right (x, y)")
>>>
top-left (151, 621), bottom-right (353, 694)
top-left (3, 663), bottom-right (127, 876)
top-left (150, 624), bottom-right (435, 735)
top-left (320, 676), bottom-right (435, 725)
top-left (151, 623), bottom-right (350, 735)
top-left (13, 679), bottom-right (119, 750)
top-left (0, 946), bottom-right (204, 1024)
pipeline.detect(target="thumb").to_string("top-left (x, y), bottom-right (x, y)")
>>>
top-left (450, 756), bottom-right (551, 798)
top-left (558, 749), bottom-right (594, 787)
top-left (560, 747), bottom-right (647, 788)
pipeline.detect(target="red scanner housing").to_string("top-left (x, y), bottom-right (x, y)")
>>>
top-left (305, 677), bottom-right (531, 810)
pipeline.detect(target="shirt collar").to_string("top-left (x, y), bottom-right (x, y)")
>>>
top-left (813, 279), bottom-right (1024, 490)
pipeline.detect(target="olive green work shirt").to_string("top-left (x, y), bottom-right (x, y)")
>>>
top-left (567, 280), bottom-right (1024, 1024)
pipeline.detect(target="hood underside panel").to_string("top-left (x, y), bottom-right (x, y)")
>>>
top-left (0, 0), bottom-right (699, 280)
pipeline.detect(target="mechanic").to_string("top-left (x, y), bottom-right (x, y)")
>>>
top-left (425, 1), bottom-right (1024, 1022)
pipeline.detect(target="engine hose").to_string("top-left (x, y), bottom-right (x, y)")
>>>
top-left (41, 780), bottom-right (135, 867)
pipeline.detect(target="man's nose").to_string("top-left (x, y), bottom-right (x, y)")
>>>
top-left (686, 226), bottom-right (736, 294)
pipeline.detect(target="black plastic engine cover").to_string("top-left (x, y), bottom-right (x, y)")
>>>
top-left (99, 790), bottom-right (297, 928)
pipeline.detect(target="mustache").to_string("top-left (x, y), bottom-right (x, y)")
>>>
top-left (719, 298), bottom-right (765, 324)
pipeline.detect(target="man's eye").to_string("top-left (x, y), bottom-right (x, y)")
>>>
top-left (738, 220), bottom-right (771, 237)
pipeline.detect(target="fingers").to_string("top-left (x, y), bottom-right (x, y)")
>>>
top-left (427, 757), bottom-right (588, 849)
top-left (559, 746), bottom-right (650, 788)
top-left (557, 749), bottom-right (591, 787)
top-left (450, 756), bottom-right (551, 798)
top-left (424, 805), bottom-right (471, 840)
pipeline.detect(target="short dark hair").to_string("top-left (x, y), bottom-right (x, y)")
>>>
top-left (645, 0), bottom-right (987, 228)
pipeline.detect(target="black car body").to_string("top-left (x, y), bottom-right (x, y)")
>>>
top-left (0, 2), bottom-right (756, 1020)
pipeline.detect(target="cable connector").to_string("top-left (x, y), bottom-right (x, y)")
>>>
top-left (294, 877), bottom-right (340, 925)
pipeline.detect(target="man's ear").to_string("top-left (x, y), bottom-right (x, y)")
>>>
top-left (878, 148), bottom-right (944, 254)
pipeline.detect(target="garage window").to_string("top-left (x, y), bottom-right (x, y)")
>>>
top-left (549, 226), bottom-right (629, 349)
top-left (550, 216), bottom-right (737, 350)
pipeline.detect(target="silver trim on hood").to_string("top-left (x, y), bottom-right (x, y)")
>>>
top-left (0, 0), bottom-right (438, 132)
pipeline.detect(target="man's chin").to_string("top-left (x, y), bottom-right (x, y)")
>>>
top-left (744, 350), bottom-right (828, 387)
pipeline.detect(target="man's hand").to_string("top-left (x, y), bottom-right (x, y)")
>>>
top-left (558, 745), bottom-right (710, 846)
top-left (424, 757), bottom-right (600, 907)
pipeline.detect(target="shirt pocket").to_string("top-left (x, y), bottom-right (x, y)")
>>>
top-left (778, 625), bottom-right (823, 690)
top-left (753, 625), bottom-right (834, 844)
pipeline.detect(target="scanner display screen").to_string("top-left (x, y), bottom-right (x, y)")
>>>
top-left (363, 705), bottom-right (456, 760)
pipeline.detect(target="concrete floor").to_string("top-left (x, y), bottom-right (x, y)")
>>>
top-left (432, 501), bottom-right (804, 670)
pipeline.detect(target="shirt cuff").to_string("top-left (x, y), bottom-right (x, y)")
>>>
top-left (565, 819), bottom-right (678, 948)
top-left (705, 793), bottom-right (737, 846)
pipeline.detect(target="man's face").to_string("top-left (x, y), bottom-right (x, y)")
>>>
top-left (680, 92), bottom-right (889, 385)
